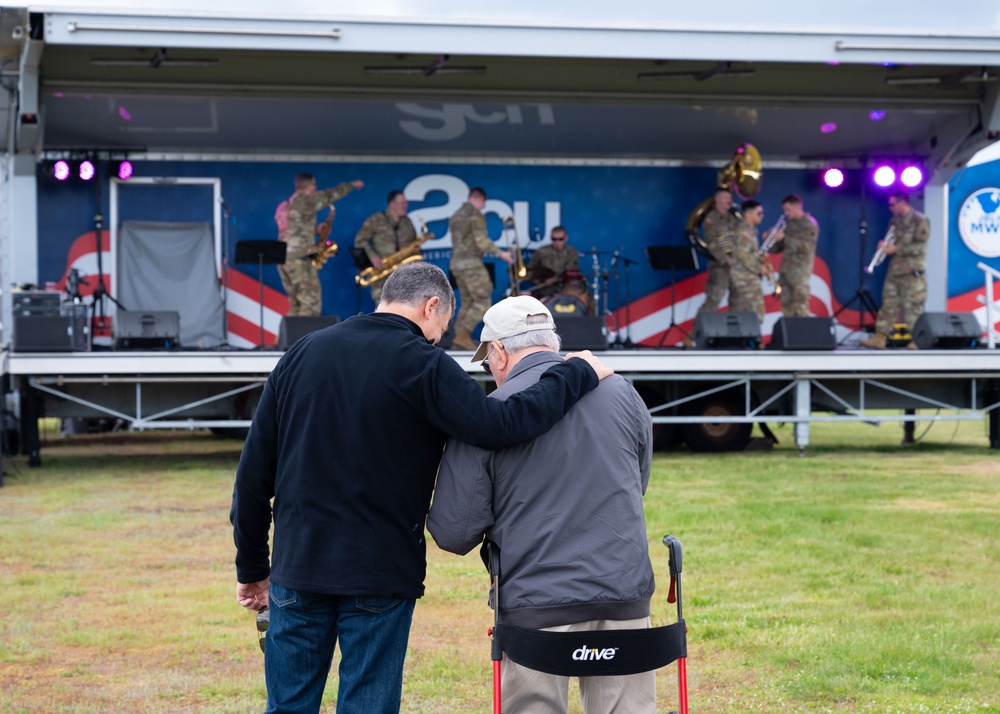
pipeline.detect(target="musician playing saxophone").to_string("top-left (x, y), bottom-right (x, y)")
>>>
top-left (859, 191), bottom-right (930, 350)
top-left (767, 194), bottom-right (819, 318)
top-left (729, 201), bottom-right (766, 323)
top-left (354, 190), bottom-right (418, 304)
top-left (276, 173), bottom-right (364, 316)
top-left (696, 188), bottom-right (743, 319)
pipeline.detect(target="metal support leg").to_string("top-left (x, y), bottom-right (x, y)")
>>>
top-left (989, 382), bottom-right (1000, 450)
top-left (20, 384), bottom-right (42, 467)
top-left (794, 379), bottom-right (811, 456)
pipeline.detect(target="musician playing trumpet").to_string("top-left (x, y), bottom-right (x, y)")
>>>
top-left (729, 201), bottom-right (766, 323)
top-left (766, 194), bottom-right (819, 317)
top-left (354, 190), bottom-right (418, 304)
top-left (859, 191), bottom-right (930, 350)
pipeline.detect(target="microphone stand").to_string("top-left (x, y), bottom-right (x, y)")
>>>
top-left (219, 197), bottom-right (234, 349)
top-left (609, 248), bottom-right (622, 347)
top-left (620, 252), bottom-right (638, 347)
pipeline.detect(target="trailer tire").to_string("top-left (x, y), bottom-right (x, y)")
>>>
top-left (682, 394), bottom-right (752, 452)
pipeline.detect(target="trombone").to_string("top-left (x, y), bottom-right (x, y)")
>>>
top-left (865, 226), bottom-right (896, 274)
top-left (502, 215), bottom-right (528, 296)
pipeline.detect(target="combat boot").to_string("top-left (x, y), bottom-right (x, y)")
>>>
top-left (452, 328), bottom-right (477, 351)
top-left (859, 333), bottom-right (887, 349)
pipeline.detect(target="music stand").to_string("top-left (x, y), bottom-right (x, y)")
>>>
top-left (235, 240), bottom-right (287, 349)
top-left (350, 248), bottom-right (374, 313)
top-left (647, 245), bottom-right (700, 348)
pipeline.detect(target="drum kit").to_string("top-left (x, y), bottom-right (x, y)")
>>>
top-left (520, 247), bottom-right (636, 345)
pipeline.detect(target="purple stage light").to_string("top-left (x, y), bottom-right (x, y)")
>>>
top-left (900, 166), bottom-right (923, 188)
top-left (53, 160), bottom-right (70, 181)
top-left (873, 166), bottom-right (896, 187)
top-left (823, 168), bottom-right (845, 188)
top-left (117, 161), bottom-right (133, 180)
top-left (869, 110), bottom-right (886, 121)
top-left (820, 122), bottom-right (837, 134)
top-left (79, 160), bottom-right (96, 181)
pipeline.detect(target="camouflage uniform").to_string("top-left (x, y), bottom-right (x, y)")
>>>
top-left (276, 182), bottom-right (356, 316)
top-left (875, 209), bottom-right (930, 337)
top-left (770, 213), bottom-right (819, 318)
top-left (697, 209), bottom-right (742, 314)
top-left (526, 244), bottom-right (580, 299)
top-left (449, 202), bottom-right (503, 338)
top-left (354, 211), bottom-right (418, 304)
top-left (728, 221), bottom-right (765, 322)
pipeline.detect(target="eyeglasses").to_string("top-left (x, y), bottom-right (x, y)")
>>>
top-left (482, 344), bottom-right (497, 375)
top-left (551, 236), bottom-right (567, 242)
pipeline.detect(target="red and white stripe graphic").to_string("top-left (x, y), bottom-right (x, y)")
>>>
top-left (57, 230), bottom-right (289, 348)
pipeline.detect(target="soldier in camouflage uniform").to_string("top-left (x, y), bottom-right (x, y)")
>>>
top-left (696, 189), bottom-right (743, 317)
top-left (768, 194), bottom-right (819, 318)
top-left (448, 187), bottom-right (514, 350)
top-left (525, 225), bottom-right (580, 299)
top-left (729, 201), bottom-right (765, 323)
top-left (860, 191), bottom-right (930, 350)
top-left (276, 173), bottom-right (364, 316)
top-left (354, 190), bottom-right (418, 304)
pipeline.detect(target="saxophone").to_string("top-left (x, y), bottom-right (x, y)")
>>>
top-left (356, 218), bottom-right (435, 287)
top-left (311, 205), bottom-right (338, 270)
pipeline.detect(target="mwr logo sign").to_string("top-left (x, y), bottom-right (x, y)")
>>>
top-left (958, 187), bottom-right (1000, 258)
top-left (572, 645), bottom-right (619, 661)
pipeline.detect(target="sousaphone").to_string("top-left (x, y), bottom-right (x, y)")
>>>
top-left (685, 143), bottom-right (763, 253)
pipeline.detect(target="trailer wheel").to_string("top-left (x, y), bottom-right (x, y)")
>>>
top-left (682, 394), bottom-right (752, 452)
top-left (634, 385), bottom-right (675, 451)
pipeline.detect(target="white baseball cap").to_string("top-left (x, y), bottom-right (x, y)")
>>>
top-left (471, 295), bottom-right (556, 362)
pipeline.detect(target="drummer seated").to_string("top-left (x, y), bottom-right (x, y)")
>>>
top-left (543, 270), bottom-right (591, 316)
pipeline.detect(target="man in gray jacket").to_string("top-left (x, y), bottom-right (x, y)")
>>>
top-left (427, 295), bottom-right (655, 714)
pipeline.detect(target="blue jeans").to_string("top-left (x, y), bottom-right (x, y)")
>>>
top-left (264, 583), bottom-right (415, 714)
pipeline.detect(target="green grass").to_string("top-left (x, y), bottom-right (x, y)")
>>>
top-left (0, 419), bottom-right (998, 713)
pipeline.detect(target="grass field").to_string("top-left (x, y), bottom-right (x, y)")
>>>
top-left (1, 417), bottom-right (998, 713)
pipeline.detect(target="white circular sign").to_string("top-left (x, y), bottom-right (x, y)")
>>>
top-left (958, 187), bottom-right (1000, 258)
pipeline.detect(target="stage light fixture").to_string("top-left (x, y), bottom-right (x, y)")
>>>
top-left (117, 160), bottom-right (134, 180)
top-left (79, 160), bottom-right (96, 181)
top-left (823, 168), bottom-right (845, 188)
top-left (900, 165), bottom-right (924, 188)
top-left (873, 165), bottom-right (896, 187)
top-left (53, 160), bottom-right (70, 181)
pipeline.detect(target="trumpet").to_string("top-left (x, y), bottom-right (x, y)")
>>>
top-left (865, 226), bottom-right (896, 274)
top-left (502, 215), bottom-right (528, 295)
top-left (758, 216), bottom-right (786, 255)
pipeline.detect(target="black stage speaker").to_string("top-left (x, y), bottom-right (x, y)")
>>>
top-left (554, 316), bottom-right (607, 351)
top-left (278, 315), bottom-right (341, 350)
top-left (771, 316), bottom-right (837, 350)
top-left (13, 315), bottom-right (74, 352)
top-left (693, 312), bottom-right (760, 349)
top-left (115, 310), bottom-right (180, 350)
top-left (912, 312), bottom-right (982, 350)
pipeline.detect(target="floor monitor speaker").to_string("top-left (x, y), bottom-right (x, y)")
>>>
top-left (115, 311), bottom-right (180, 350)
top-left (912, 312), bottom-right (982, 350)
top-left (278, 315), bottom-right (341, 350)
top-left (693, 312), bottom-right (760, 349)
top-left (771, 316), bottom-right (837, 350)
top-left (554, 316), bottom-right (607, 351)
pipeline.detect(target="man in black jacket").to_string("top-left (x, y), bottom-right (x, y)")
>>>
top-left (230, 262), bottom-right (611, 714)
